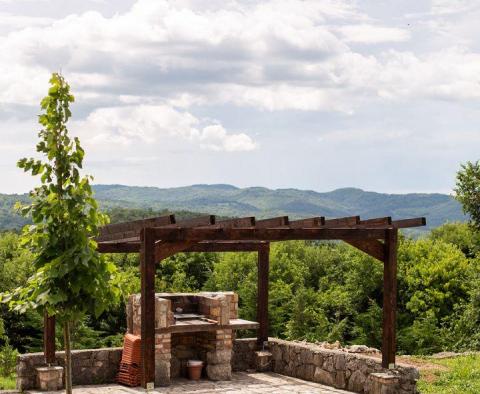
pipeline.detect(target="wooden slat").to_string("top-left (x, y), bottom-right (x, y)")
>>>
top-left (140, 228), bottom-right (156, 388)
top-left (382, 228), bottom-right (398, 369)
top-left (255, 216), bottom-right (289, 228)
top-left (288, 217), bottom-right (325, 228)
top-left (97, 215), bottom-right (175, 242)
top-left (323, 216), bottom-right (360, 228)
top-left (152, 227), bottom-right (387, 242)
top-left (359, 217), bottom-right (392, 226)
top-left (392, 217), bottom-right (426, 229)
top-left (257, 243), bottom-right (270, 348)
top-left (345, 239), bottom-right (385, 261)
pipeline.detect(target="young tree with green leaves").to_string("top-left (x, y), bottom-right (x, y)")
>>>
top-left (455, 160), bottom-right (480, 230)
top-left (0, 74), bottom-right (119, 393)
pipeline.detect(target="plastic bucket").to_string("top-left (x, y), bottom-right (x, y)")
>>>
top-left (187, 360), bottom-right (203, 380)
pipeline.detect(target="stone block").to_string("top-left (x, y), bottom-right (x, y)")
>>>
top-left (348, 369), bottom-right (367, 393)
top-left (335, 371), bottom-right (346, 389)
top-left (206, 363), bottom-right (232, 381)
top-left (254, 351), bottom-right (272, 372)
top-left (313, 367), bottom-right (335, 386)
top-left (207, 349), bottom-right (232, 364)
top-left (155, 359), bottom-right (171, 386)
top-left (367, 372), bottom-right (399, 394)
top-left (36, 366), bottom-right (63, 391)
top-left (334, 353), bottom-right (346, 370)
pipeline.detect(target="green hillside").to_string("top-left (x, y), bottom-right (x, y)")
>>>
top-left (0, 184), bottom-right (464, 231)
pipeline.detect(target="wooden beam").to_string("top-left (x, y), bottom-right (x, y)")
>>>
top-left (323, 216), bottom-right (360, 228)
top-left (255, 216), bottom-right (289, 228)
top-left (155, 241), bottom-right (197, 261)
top-left (97, 215), bottom-right (175, 242)
top-left (257, 242), bottom-right (270, 349)
top-left (97, 242), bottom-right (140, 253)
top-left (177, 215), bottom-right (216, 226)
top-left (213, 217), bottom-right (255, 228)
top-left (184, 241), bottom-right (265, 253)
top-left (140, 228), bottom-right (156, 388)
top-left (359, 217), bottom-right (392, 226)
top-left (289, 217), bottom-right (325, 228)
top-left (43, 312), bottom-right (56, 364)
top-left (382, 228), bottom-right (398, 369)
top-left (152, 227), bottom-right (387, 242)
top-left (345, 239), bottom-right (385, 261)
top-left (97, 240), bottom-right (266, 254)
top-left (392, 217), bottom-right (426, 229)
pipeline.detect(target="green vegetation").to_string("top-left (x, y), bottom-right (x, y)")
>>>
top-left (2, 219), bottom-right (480, 361)
top-left (0, 73), bottom-right (119, 393)
top-left (0, 184), bottom-right (465, 232)
top-left (456, 160), bottom-right (480, 230)
top-left (417, 354), bottom-right (480, 394)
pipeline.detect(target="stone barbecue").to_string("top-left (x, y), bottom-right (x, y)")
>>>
top-left (126, 291), bottom-right (258, 386)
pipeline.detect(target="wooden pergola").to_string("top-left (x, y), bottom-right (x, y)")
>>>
top-left (43, 213), bottom-right (425, 388)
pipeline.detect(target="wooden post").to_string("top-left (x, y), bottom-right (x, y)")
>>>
top-left (382, 228), bottom-right (398, 369)
top-left (140, 228), bottom-right (156, 388)
top-left (43, 311), bottom-right (56, 364)
top-left (257, 242), bottom-right (270, 349)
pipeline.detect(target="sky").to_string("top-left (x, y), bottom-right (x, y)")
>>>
top-left (0, 0), bottom-right (479, 195)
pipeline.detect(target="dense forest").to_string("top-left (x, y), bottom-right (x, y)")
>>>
top-left (1, 206), bottom-right (480, 379)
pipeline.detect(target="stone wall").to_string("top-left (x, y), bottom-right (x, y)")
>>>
top-left (16, 348), bottom-right (122, 391)
top-left (17, 338), bottom-right (418, 393)
top-left (232, 338), bottom-right (257, 371)
top-left (268, 339), bottom-right (418, 394)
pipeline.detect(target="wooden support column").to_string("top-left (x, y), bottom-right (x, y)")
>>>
top-left (43, 311), bottom-right (56, 364)
top-left (382, 228), bottom-right (398, 369)
top-left (257, 242), bottom-right (270, 349)
top-left (140, 228), bottom-right (156, 388)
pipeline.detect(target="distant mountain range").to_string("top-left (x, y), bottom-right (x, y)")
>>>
top-left (0, 184), bottom-right (466, 233)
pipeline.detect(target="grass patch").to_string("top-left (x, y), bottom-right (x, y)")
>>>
top-left (0, 375), bottom-right (15, 389)
top-left (417, 354), bottom-right (480, 394)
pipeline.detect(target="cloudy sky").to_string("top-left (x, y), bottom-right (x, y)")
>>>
top-left (0, 0), bottom-right (479, 194)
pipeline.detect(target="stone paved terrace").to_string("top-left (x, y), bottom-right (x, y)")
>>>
top-left (26, 372), bottom-right (351, 394)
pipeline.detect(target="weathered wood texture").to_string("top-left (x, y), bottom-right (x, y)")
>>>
top-left (151, 227), bottom-right (388, 242)
top-left (345, 239), bottom-right (385, 261)
top-left (97, 215), bottom-right (174, 242)
top-left (140, 228), bottom-right (156, 388)
top-left (382, 228), bottom-right (398, 369)
top-left (43, 312), bottom-right (56, 364)
top-left (257, 242), bottom-right (270, 349)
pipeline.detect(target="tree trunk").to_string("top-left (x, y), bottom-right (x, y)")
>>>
top-left (63, 321), bottom-right (72, 394)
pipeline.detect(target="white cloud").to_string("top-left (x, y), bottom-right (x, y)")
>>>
top-left (74, 104), bottom-right (257, 152)
top-left (0, 0), bottom-right (479, 115)
top-left (337, 24), bottom-right (411, 44)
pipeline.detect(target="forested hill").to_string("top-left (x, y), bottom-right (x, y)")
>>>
top-left (0, 184), bottom-right (465, 231)
top-left (0, 184), bottom-right (464, 231)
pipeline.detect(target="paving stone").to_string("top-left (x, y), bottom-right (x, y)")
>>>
top-left (24, 372), bottom-right (352, 394)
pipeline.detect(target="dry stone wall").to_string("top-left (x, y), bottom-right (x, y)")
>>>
top-left (16, 348), bottom-right (122, 390)
top-left (268, 339), bottom-right (418, 394)
top-left (17, 338), bottom-right (418, 393)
